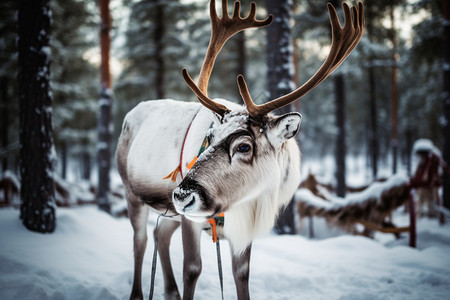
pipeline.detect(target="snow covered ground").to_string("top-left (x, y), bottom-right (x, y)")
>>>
top-left (1, 205), bottom-right (449, 300)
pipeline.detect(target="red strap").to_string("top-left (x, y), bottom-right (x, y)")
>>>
top-left (163, 110), bottom-right (200, 182)
top-left (179, 113), bottom-right (198, 180)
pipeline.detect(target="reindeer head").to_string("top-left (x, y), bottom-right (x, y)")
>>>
top-left (172, 0), bottom-right (364, 222)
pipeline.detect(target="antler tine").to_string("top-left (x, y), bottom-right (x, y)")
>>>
top-left (182, 68), bottom-right (230, 115)
top-left (221, 0), bottom-right (229, 19)
top-left (248, 2), bottom-right (257, 20)
top-left (183, 0), bottom-right (273, 117)
top-left (328, 2), bottom-right (364, 74)
top-left (237, 2), bottom-right (364, 118)
top-left (312, 3), bottom-right (364, 84)
top-left (232, 1), bottom-right (241, 19)
top-left (352, 5), bottom-right (358, 28)
top-left (210, 0), bottom-right (218, 21)
top-left (237, 74), bottom-right (258, 116)
top-left (199, 0), bottom-right (273, 94)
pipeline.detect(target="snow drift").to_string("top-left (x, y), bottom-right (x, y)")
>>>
top-left (0, 206), bottom-right (449, 299)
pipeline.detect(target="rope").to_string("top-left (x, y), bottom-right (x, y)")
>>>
top-left (216, 239), bottom-right (224, 300)
top-left (207, 214), bottom-right (225, 300)
top-left (149, 209), bottom-right (178, 299)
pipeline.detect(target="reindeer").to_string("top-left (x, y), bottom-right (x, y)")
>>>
top-left (116, 1), bottom-right (364, 299)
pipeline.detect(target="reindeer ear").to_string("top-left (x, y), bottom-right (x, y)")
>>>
top-left (267, 113), bottom-right (302, 147)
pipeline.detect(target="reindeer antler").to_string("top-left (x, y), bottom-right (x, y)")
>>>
top-left (238, 2), bottom-right (364, 118)
top-left (183, 0), bottom-right (273, 117)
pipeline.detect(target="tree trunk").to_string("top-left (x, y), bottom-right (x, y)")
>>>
top-left (18, 0), bottom-right (56, 233)
top-left (1, 77), bottom-right (8, 172)
top-left (266, 0), bottom-right (296, 234)
top-left (97, 0), bottom-right (112, 212)
top-left (1, 77), bottom-right (8, 204)
top-left (335, 74), bottom-right (346, 197)
top-left (60, 142), bottom-right (67, 180)
top-left (368, 68), bottom-right (378, 179)
top-left (82, 152), bottom-right (91, 181)
top-left (236, 31), bottom-right (246, 105)
top-left (366, 4), bottom-right (378, 179)
top-left (390, 4), bottom-right (399, 175)
top-left (405, 129), bottom-right (413, 176)
top-left (326, 0), bottom-right (346, 196)
top-left (443, 0), bottom-right (450, 210)
top-left (292, 39), bottom-right (300, 113)
top-left (266, 0), bottom-right (294, 116)
top-left (154, 0), bottom-right (165, 99)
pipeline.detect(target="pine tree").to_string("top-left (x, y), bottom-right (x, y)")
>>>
top-left (400, 0), bottom-right (444, 171)
top-left (18, 0), bottom-right (56, 233)
top-left (98, 0), bottom-right (112, 212)
top-left (442, 0), bottom-right (450, 210)
top-left (295, 1), bottom-right (403, 177)
top-left (291, 1), bottom-right (336, 158)
top-left (327, 0), bottom-right (347, 197)
top-left (334, 73), bottom-right (346, 197)
top-left (0, 0), bottom-right (19, 172)
top-left (362, 0), bottom-right (406, 178)
top-left (51, 0), bottom-right (97, 180)
top-left (115, 0), bottom-right (265, 110)
top-left (266, 0), bottom-right (295, 116)
top-left (265, 0), bottom-right (296, 235)
top-left (115, 0), bottom-right (195, 102)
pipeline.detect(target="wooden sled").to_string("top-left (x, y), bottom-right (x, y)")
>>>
top-left (296, 174), bottom-right (416, 247)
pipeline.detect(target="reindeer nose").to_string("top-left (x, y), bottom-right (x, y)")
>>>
top-left (172, 187), bottom-right (198, 213)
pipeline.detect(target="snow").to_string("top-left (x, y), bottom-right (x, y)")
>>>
top-left (444, 62), bottom-right (450, 72)
top-left (97, 141), bottom-right (109, 150)
top-left (1, 170), bottom-right (20, 191)
top-left (295, 174), bottom-right (410, 209)
top-left (37, 66), bottom-right (49, 81)
top-left (40, 46), bottom-right (51, 59)
top-left (1, 205), bottom-right (450, 299)
top-left (277, 79), bottom-right (296, 91)
top-left (412, 139), bottom-right (441, 157)
top-left (99, 97), bottom-right (111, 107)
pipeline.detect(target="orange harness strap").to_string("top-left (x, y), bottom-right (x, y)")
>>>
top-left (208, 213), bottom-right (225, 300)
top-left (207, 213), bottom-right (225, 243)
top-left (207, 218), bottom-right (218, 243)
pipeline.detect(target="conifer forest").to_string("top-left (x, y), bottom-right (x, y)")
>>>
top-left (1, 0), bottom-right (450, 299)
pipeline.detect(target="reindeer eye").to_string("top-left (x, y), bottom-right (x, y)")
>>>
top-left (237, 144), bottom-right (251, 153)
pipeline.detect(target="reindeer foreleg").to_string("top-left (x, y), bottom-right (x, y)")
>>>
top-left (154, 218), bottom-right (181, 300)
top-left (181, 217), bottom-right (203, 300)
top-left (231, 244), bottom-right (252, 300)
top-left (127, 193), bottom-right (150, 300)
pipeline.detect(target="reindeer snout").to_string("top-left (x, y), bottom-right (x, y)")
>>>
top-left (172, 187), bottom-right (199, 213)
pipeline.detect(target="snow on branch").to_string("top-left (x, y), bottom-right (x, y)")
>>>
top-left (296, 174), bottom-right (410, 234)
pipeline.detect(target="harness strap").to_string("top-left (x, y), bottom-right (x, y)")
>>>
top-left (163, 109), bottom-right (201, 182)
top-left (207, 213), bottom-right (225, 243)
top-left (207, 214), bottom-right (225, 300)
top-left (216, 240), bottom-right (224, 300)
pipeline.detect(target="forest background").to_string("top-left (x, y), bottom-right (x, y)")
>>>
top-left (0, 0), bottom-right (448, 219)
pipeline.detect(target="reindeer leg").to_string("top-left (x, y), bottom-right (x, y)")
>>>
top-left (127, 191), bottom-right (150, 300)
top-left (181, 217), bottom-right (203, 300)
top-left (154, 218), bottom-right (181, 300)
top-left (231, 243), bottom-right (252, 300)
